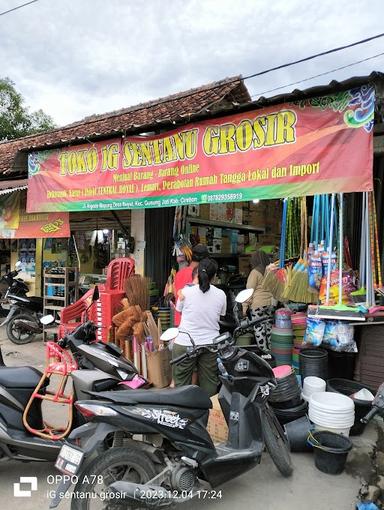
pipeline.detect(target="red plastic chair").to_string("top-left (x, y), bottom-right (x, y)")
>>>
top-left (59, 257), bottom-right (135, 343)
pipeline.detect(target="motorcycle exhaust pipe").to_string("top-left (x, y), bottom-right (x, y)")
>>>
top-left (107, 481), bottom-right (174, 507)
top-left (14, 319), bottom-right (41, 334)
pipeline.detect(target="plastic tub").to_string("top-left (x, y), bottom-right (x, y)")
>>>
top-left (309, 392), bottom-right (354, 435)
top-left (272, 400), bottom-right (308, 425)
top-left (269, 370), bottom-right (302, 407)
top-left (308, 431), bottom-right (353, 474)
top-left (302, 376), bottom-right (326, 401)
top-left (326, 378), bottom-right (375, 435)
top-left (326, 350), bottom-right (357, 380)
top-left (284, 415), bottom-right (312, 452)
top-left (273, 365), bottom-right (292, 379)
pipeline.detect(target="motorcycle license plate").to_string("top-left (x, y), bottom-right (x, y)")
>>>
top-left (55, 444), bottom-right (84, 475)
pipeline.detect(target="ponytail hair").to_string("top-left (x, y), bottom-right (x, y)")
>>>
top-left (198, 258), bottom-right (218, 293)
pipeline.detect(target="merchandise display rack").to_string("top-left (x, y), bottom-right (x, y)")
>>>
top-left (43, 267), bottom-right (79, 341)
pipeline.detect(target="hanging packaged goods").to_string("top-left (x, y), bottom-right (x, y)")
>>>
top-left (26, 86), bottom-right (374, 213)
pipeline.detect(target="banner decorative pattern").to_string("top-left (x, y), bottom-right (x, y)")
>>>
top-left (26, 86), bottom-right (374, 212)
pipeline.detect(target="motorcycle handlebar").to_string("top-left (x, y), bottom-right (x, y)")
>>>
top-left (361, 406), bottom-right (378, 424)
top-left (170, 345), bottom-right (214, 366)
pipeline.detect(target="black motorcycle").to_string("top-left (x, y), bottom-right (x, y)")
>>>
top-left (0, 262), bottom-right (29, 318)
top-left (0, 262), bottom-right (44, 344)
top-left (51, 317), bottom-right (292, 510)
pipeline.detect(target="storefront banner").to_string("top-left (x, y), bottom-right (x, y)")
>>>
top-left (0, 208), bottom-right (70, 239)
top-left (26, 85), bottom-right (374, 212)
top-left (0, 191), bottom-right (21, 228)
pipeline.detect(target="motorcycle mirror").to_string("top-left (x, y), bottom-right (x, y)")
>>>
top-left (92, 286), bottom-right (100, 302)
top-left (160, 327), bottom-right (179, 342)
top-left (15, 261), bottom-right (22, 271)
top-left (235, 288), bottom-right (254, 304)
top-left (40, 314), bottom-right (55, 326)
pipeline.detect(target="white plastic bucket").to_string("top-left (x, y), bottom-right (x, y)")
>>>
top-left (309, 392), bottom-right (354, 436)
top-left (302, 376), bottom-right (326, 401)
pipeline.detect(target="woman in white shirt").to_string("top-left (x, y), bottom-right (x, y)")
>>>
top-left (173, 258), bottom-right (227, 396)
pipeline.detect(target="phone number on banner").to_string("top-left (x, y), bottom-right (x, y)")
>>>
top-left (205, 193), bottom-right (243, 202)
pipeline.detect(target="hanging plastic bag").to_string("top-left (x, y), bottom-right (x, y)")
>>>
top-left (322, 320), bottom-right (338, 348)
top-left (323, 321), bottom-right (357, 352)
top-left (303, 318), bottom-right (325, 346)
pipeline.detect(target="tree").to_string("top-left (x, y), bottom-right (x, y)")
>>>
top-left (0, 77), bottom-right (56, 141)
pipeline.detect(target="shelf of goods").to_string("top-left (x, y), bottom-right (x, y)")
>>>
top-left (43, 267), bottom-right (79, 340)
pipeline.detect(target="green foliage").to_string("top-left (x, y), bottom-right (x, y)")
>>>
top-left (0, 77), bottom-right (56, 141)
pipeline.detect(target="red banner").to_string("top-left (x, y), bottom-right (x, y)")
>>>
top-left (0, 208), bottom-right (70, 238)
top-left (26, 86), bottom-right (374, 212)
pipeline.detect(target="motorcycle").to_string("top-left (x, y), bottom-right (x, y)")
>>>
top-left (219, 286), bottom-right (274, 351)
top-left (0, 261), bottom-right (29, 319)
top-left (361, 382), bottom-right (384, 425)
top-left (0, 288), bottom-right (147, 464)
top-left (51, 292), bottom-right (292, 510)
top-left (0, 261), bottom-right (45, 344)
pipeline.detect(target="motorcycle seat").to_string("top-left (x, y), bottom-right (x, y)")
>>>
top-left (0, 366), bottom-right (42, 388)
top-left (91, 385), bottom-right (212, 410)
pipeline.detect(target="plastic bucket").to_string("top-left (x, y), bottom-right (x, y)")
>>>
top-left (326, 350), bottom-right (356, 380)
top-left (284, 415), bottom-right (312, 452)
top-left (269, 369), bottom-right (302, 407)
top-left (302, 376), bottom-right (326, 401)
top-left (308, 431), bottom-right (352, 474)
top-left (299, 348), bottom-right (328, 381)
top-left (273, 400), bottom-right (308, 425)
top-left (326, 378), bottom-right (375, 435)
top-left (309, 392), bottom-right (354, 436)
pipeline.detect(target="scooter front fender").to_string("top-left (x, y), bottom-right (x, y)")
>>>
top-left (0, 305), bottom-right (20, 326)
top-left (50, 422), bottom-right (119, 508)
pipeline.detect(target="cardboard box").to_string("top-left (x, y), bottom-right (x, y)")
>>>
top-left (207, 395), bottom-right (229, 444)
top-left (221, 238), bottom-right (231, 253)
top-left (146, 349), bottom-right (172, 388)
top-left (199, 204), bottom-right (210, 220)
top-left (234, 207), bottom-right (243, 224)
top-left (238, 255), bottom-right (251, 276)
top-left (210, 203), bottom-right (219, 221)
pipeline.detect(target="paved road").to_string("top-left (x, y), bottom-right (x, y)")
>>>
top-left (0, 330), bottom-right (362, 510)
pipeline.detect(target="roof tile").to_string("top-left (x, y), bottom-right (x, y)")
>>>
top-left (0, 76), bottom-right (250, 177)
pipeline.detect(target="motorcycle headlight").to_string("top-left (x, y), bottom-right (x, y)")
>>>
top-left (117, 369), bottom-right (129, 380)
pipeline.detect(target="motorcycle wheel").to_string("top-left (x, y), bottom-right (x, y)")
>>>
top-left (261, 404), bottom-right (293, 477)
top-left (6, 314), bottom-right (37, 344)
top-left (71, 447), bottom-right (157, 510)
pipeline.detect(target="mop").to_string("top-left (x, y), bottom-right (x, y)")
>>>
top-left (309, 193), bottom-right (365, 321)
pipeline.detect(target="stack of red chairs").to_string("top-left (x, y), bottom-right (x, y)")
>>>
top-left (58, 257), bottom-right (135, 343)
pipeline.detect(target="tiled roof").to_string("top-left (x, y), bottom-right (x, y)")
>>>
top-left (0, 76), bottom-right (250, 177)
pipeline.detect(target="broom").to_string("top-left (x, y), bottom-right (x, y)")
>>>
top-left (263, 198), bottom-right (288, 298)
top-left (125, 275), bottom-right (150, 311)
top-left (310, 193), bottom-right (364, 321)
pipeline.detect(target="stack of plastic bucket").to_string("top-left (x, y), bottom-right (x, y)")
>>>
top-left (271, 310), bottom-right (293, 366)
top-left (308, 392), bottom-right (355, 436)
top-left (291, 312), bottom-right (307, 375)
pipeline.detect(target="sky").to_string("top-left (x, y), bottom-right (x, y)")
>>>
top-left (1, 0), bottom-right (383, 127)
